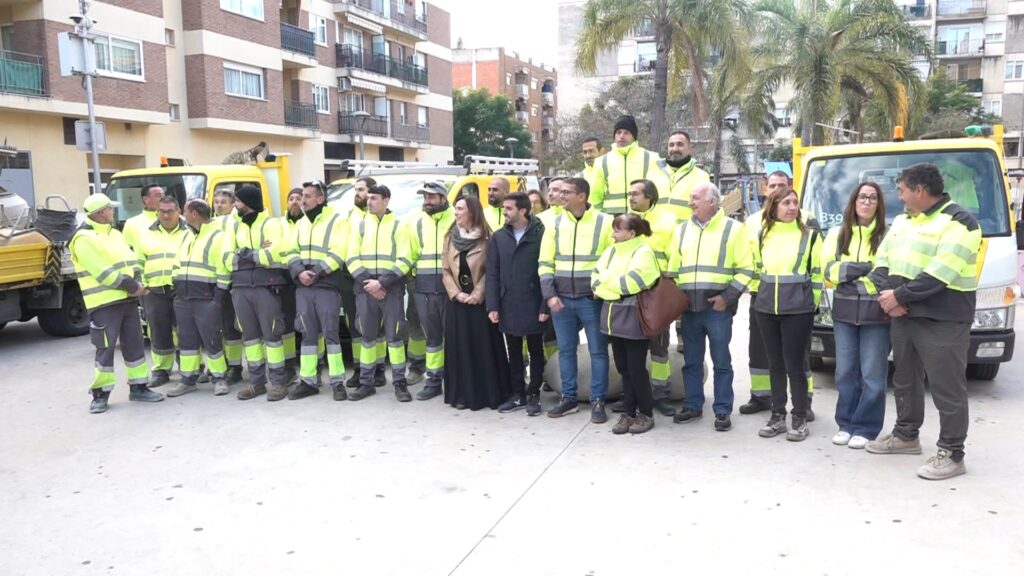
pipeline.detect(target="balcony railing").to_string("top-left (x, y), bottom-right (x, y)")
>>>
top-left (338, 112), bottom-right (390, 138)
top-left (936, 38), bottom-right (984, 55)
top-left (515, 83), bottom-right (528, 100)
top-left (0, 49), bottom-right (46, 97)
top-left (542, 91), bottom-right (555, 108)
top-left (281, 22), bottom-right (316, 57)
top-left (542, 115), bottom-right (554, 128)
top-left (960, 78), bottom-right (983, 92)
top-left (285, 102), bottom-right (319, 129)
top-left (340, 0), bottom-right (428, 34)
top-left (335, 44), bottom-right (428, 86)
top-left (901, 4), bottom-right (932, 19)
top-left (937, 0), bottom-right (987, 17)
top-left (392, 123), bottom-right (430, 143)
top-left (515, 110), bottom-right (529, 123)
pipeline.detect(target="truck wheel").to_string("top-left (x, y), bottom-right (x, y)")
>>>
top-left (967, 363), bottom-right (999, 381)
top-left (809, 356), bottom-right (826, 371)
top-left (38, 283), bottom-right (90, 337)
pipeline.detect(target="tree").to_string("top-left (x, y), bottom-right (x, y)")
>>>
top-left (574, 0), bottom-right (749, 147)
top-left (752, 0), bottom-right (930, 146)
top-left (453, 89), bottom-right (532, 163)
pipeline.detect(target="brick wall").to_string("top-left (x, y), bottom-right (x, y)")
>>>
top-left (300, 9), bottom-right (335, 62)
top-left (183, 0), bottom-right (280, 48)
top-left (104, 0), bottom-right (163, 18)
top-left (429, 108), bottom-right (452, 147)
top-left (185, 54), bottom-right (284, 125)
top-left (425, 3), bottom-right (449, 49)
top-left (427, 54), bottom-right (451, 96)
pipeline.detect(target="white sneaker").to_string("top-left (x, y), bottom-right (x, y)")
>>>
top-left (848, 435), bottom-right (869, 449)
top-left (832, 431), bottom-right (851, 446)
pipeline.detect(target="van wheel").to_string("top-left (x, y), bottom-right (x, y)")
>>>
top-left (38, 283), bottom-right (90, 337)
top-left (967, 363), bottom-right (999, 381)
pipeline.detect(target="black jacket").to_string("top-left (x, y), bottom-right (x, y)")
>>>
top-left (486, 215), bottom-right (548, 336)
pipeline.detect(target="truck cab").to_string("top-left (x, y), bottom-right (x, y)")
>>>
top-left (796, 128), bottom-right (1016, 380)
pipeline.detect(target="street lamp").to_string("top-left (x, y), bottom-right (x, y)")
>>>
top-left (352, 110), bottom-right (370, 160)
top-left (505, 136), bottom-right (519, 158)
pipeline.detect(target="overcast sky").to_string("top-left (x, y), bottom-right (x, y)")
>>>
top-left (433, 0), bottom-right (561, 68)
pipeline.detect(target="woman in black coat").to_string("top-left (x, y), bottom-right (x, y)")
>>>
top-left (486, 193), bottom-right (549, 416)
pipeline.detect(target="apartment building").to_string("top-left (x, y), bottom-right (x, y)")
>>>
top-left (0, 0), bottom-right (453, 208)
top-left (452, 47), bottom-right (557, 157)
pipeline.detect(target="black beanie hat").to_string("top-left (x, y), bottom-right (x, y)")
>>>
top-left (613, 115), bottom-right (639, 141)
top-left (236, 186), bottom-right (263, 212)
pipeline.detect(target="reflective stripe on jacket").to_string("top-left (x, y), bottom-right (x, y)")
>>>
top-left (630, 204), bottom-right (679, 268)
top-left (821, 221), bottom-right (887, 325)
top-left (407, 207), bottom-right (456, 294)
top-left (346, 210), bottom-right (411, 292)
top-left (752, 220), bottom-right (822, 315)
top-left (655, 159), bottom-right (711, 221)
top-left (70, 220), bottom-right (142, 311)
top-left (590, 142), bottom-right (669, 214)
top-left (227, 211), bottom-right (290, 287)
top-left (538, 206), bottom-right (613, 300)
top-left (591, 237), bottom-right (660, 340)
top-left (667, 209), bottom-right (753, 312)
top-left (288, 205), bottom-right (349, 292)
top-left (173, 221), bottom-right (230, 299)
top-left (139, 218), bottom-right (192, 288)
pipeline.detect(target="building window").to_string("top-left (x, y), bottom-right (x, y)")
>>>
top-left (531, 104), bottom-right (538, 117)
top-left (343, 28), bottom-right (363, 48)
top-left (985, 22), bottom-right (1005, 43)
top-left (169, 103), bottom-right (180, 121)
top-left (0, 25), bottom-right (14, 51)
top-left (164, 28), bottom-right (175, 47)
top-left (530, 78), bottom-right (537, 91)
top-left (220, 0), bottom-right (263, 20)
top-left (1005, 60), bottom-right (1023, 80)
top-left (313, 85), bottom-right (330, 114)
top-left (506, 72), bottom-right (512, 86)
top-left (224, 62), bottom-right (264, 100)
top-left (62, 117), bottom-right (78, 145)
top-left (397, 0), bottom-right (405, 14)
top-left (413, 52), bottom-right (426, 70)
top-left (309, 15), bottom-right (327, 46)
top-left (984, 99), bottom-right (1001, 116)
top-left (399, 102), bottom-right (408, 124)
top-left (415, 1), bottom-right (427, 22)
top-left (1005, 140), bottom-right (1020, 158)
top-left (93, 34), bottom-right (144, 79)
top-left (345, 93), bottom-right (365, 113)
top-left (417, 107), bottom-right (428, 127)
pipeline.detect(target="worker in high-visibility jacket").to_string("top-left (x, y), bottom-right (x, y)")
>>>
top-left (588, 115), bottom-right (669, 215)
top-left (346, 183), bottom-right (414, 402)
top-left (866, 163), bottom-right (982, 481)
top-left (212, 189), bottom-right (243, 383)
top-left (166, 199), bottom-right (233, 397)
top-left (625, 178), bottom-right (681, 417)
top-left (279, 187), bottom-right (305, 373)
top-left (70, 194), bottom-right (164, 414)
top-left (656, 130), bottom-right (711, 222)
top-left (667, 182), bottom-right (754, 432)
top-left (484, 176), bottom-right (509, 231)
top-left (404, 181), bottom-right (456, 400)
top-left (539, 177), bottom-right (614, 422)
top-left (122, 184), bottom-right (164, 253)
top-left (750, 188), bottom-right (823, 442)
top-left (285, 182), bottom-right (350, 402)
top-left (578, 137), bottom-right (604, 188)
top-left (226, 186), bottom-right (292, 402)
top-left (534, 177), bottom-right (564, 366)
top-left (137, 196), bottom-right (193, 389)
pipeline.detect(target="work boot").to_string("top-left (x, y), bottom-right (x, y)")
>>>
top-left (374, 365), bottom-right (387, 387)
top-left (739, 396), bottom-right (772, 415)
top-left (225, 366), bottom-right (243, 384)
top-left (332, 386), bottom-right (348, 401)
top-left (917, 449), bottom-right (967, 481)
top-left (714, 414), bottom-right (732, 431)
top-left (526, 394), bottom-right (542, 416)
top-left (348, 384), bottom-right (376, 402)
top-left (128, 384), bottom-right (165, 403)
top-left (758, 412), bottom-right (787, 438)
top-left (197, 369), bottom-right (210, 384)
top-left (345, 368), bottom-right (362, 388)
top-left (394, 383), bottom-right (412, 402)
top-left (288, 382), bottom-right (319, 400)
top-left (89, 389), bottom-right (110, 414)
top-left (213, 381), bottom-right (230, 396)
top-left (866, 433), bottom-right (923, 455)
top-left (166, 382), bottom-right (198, 398)
top-left (628, 413), bottom-right (655, 434)
top-left (612, 414), bottom-right (635, 435)
top-left (806, 406), bottom-right (816, 422)
top-left (267, 384), bottom-right (289, 402)
top-left (653, 398), bottom-right (676, 418)
top-left (416, 386), bottom-right (442, 401)
top-left (237, 383), bottom-right (267, 400)
top-left (786, 414), bottom-right (809, 442)
top-left (149, 370), bottom-right (170, 388)
top-left (590, 400), bottom-right (607, 424)
top-left (673, 408), bottom-right (703, 424)
top-left (406, 369), bottom-right (425, 386)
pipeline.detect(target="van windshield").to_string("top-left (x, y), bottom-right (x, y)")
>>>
top-left (801, 149), bottom-right (1010, 237)
top-left (327, 176), bottom-right (455, 220)
top-left (105, 174), bottom-right (206, 226)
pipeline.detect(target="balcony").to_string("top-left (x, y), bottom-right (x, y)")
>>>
top-left (338, 112), bottom-right (390, 138)
top-left (392, 123), bottom-right (430, 143)
top-left (515, 83), bottom-right (528, 100)
top-left (281, 22), bottom-right (316, 57)
top-left (542, 115), bottom-right (554, 128)
top-left (335, 0), bottom-right (428, 39)
top-left (335, 44), bottom-right (428, 87)
top-left (937, 0), bottom-right (986, 19)
top-left (959, 78), bottom-right (983, 92)
top-left (0, 49), bottom-right (46, 98)
top-left (901, 4), bottom-right (932, 19)
top-left (515, 110), bottom-right (529, 124)
top-left (936, 38), bottom-right (984, 56)
top-left (542, 91), bottom-right (555, 108)
top-left (284, 102), bottom-right (319, 129)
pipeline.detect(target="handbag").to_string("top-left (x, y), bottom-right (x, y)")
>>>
top-left (637, 258), bottom-right (689, 337)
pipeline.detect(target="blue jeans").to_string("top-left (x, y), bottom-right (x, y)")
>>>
top-left (551, 296), bottom-right (609, 401)
top-left (682, 308), bottom-right (735, 415)
top-left (833, 321), bottom-right (889, 439)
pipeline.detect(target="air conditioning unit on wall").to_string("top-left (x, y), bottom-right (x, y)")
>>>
top-left (338, 77), bottom-right (352, 91)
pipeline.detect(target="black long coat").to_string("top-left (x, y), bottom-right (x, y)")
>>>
top-left (485, 215), bottom-right (548, 336)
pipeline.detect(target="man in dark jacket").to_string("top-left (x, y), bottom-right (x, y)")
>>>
top-left (487, 192), bottom-right (549, 416)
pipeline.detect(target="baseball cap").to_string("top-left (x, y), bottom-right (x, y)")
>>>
top-left (82, 194), bottom-right (119, 214)
top-left (417, 181), bottom-right (447, 196)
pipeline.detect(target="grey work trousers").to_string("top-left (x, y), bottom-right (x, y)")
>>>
top-left (355, 284), bottom-right (408, 387)
top-left (405, 276), bottom-right (426, 374)
top-left (231, 286), bottom-right (288, 387)
top-left (649, 328), bottom-right (671, 401)
top-left (142, 289), bottom-right (176, 374)
top-left (89, 299), bottom-right (149, 389)
top-left (221, 289), bottom-right (243, 368)
top-left (891, 317), bottom-right (971, 455)
top-left (280, 283), bottom-right (297, 365)
top-left (413, 292), bottom-right (447, 389)
top-left (296, 287), bottom-right (344, 388)
top-left (174, 298), bottom-right (226, 385)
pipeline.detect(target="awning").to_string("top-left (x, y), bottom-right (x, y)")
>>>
top-left (350, 78), bottom-right (387, 93)
top-left (347, 15), bottom-right (383, 34)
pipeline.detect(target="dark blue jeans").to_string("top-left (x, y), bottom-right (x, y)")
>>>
top-left (551, 296), bottom-right (609, 401)
top-left (681, 308), bottom-right (735, 415)
top-left (833, 321), bottom-right (889, 439)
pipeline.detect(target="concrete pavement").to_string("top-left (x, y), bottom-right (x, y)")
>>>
top-left (1, 300), bottom-right (1022, 575)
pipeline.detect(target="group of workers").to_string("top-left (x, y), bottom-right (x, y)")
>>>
top-left (70, 114), bottom-right (981, 481)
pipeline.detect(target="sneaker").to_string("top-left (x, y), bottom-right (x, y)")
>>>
top-left (629, 413), bottom-right (655, 434)
top-left (406, 370), bottom-right (425, 386)
top-left (225, 366), bottom-right (243, 384)
top-left (237, 383), bottom-right (266, 400)
top-left (917, 449), bottom-right (966, 481)
top-left (394, 383), bottom-right (412, 403)
top-left (848, 435), bottom-right (869, 450)
top-left (213, 381), bottom-right (230, 396)
top-left (832, 431), bottom-right (852, 446)
top-left (149, 370), bottom-right (170, 388)
top-left (673, 408), bottom-right (703, 423)
top-left (612, 414), bottom-right (635, 435)
top-left (739, 396), bottom-right (772, 415)
top-left (714, 414), bottom-right (732, 431)
top-left (416, 386), bottom-right (442, 401)
top-left (498, 394), bottom-right (527, 413)
top-left (547, 397), bottom-right (579, 418)
top-left (89, 390), bottom-right (110, 414)
top-left (166, 383), bottom-right (198, 398)
top-left (591, 400), bottom-right (607, 424)
top-left (332, 386), bottom-right (348, 401)
top-left (266, 384), bottom-right (289, 402)
top-left (610, 400), bottom-right (626, 413)
top-left (128, 384), bottom-right (165, 402)
top-left (758, 412), bottom-right (787, 438)
top-left (197, 370), bottom-right (211, 384)
top-left (348, 384), bottom-right (376, 401)
top-left (786, 415), bottom-right (808, 442)
top-left (653, 398), bottom-right (676, 418)
top-left (288, 382), bottom-right (319, 400)
top-left (526, 394), bottom-right (542, 417)
top-left (865, 433), bottom-right (922, 455)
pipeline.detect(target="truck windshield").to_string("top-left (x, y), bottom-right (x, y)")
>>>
top-left (327, 176), bottom-right (454, 219)
top-left (104, 174), bottom-right (207, 226)
top-left (801, 149), bottom-right (1010, 237)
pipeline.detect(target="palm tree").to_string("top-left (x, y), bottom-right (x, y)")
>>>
top-left (575, 0), bottom-right (750, 148)
top-left (751, 0), bottom-right (930, 146)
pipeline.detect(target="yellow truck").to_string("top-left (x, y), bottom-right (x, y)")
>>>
top-left (795, 126), bottom-right (1018, 380)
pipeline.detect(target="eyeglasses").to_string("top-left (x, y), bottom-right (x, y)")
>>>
top-left (857, 194), bottom-right (879, 204)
